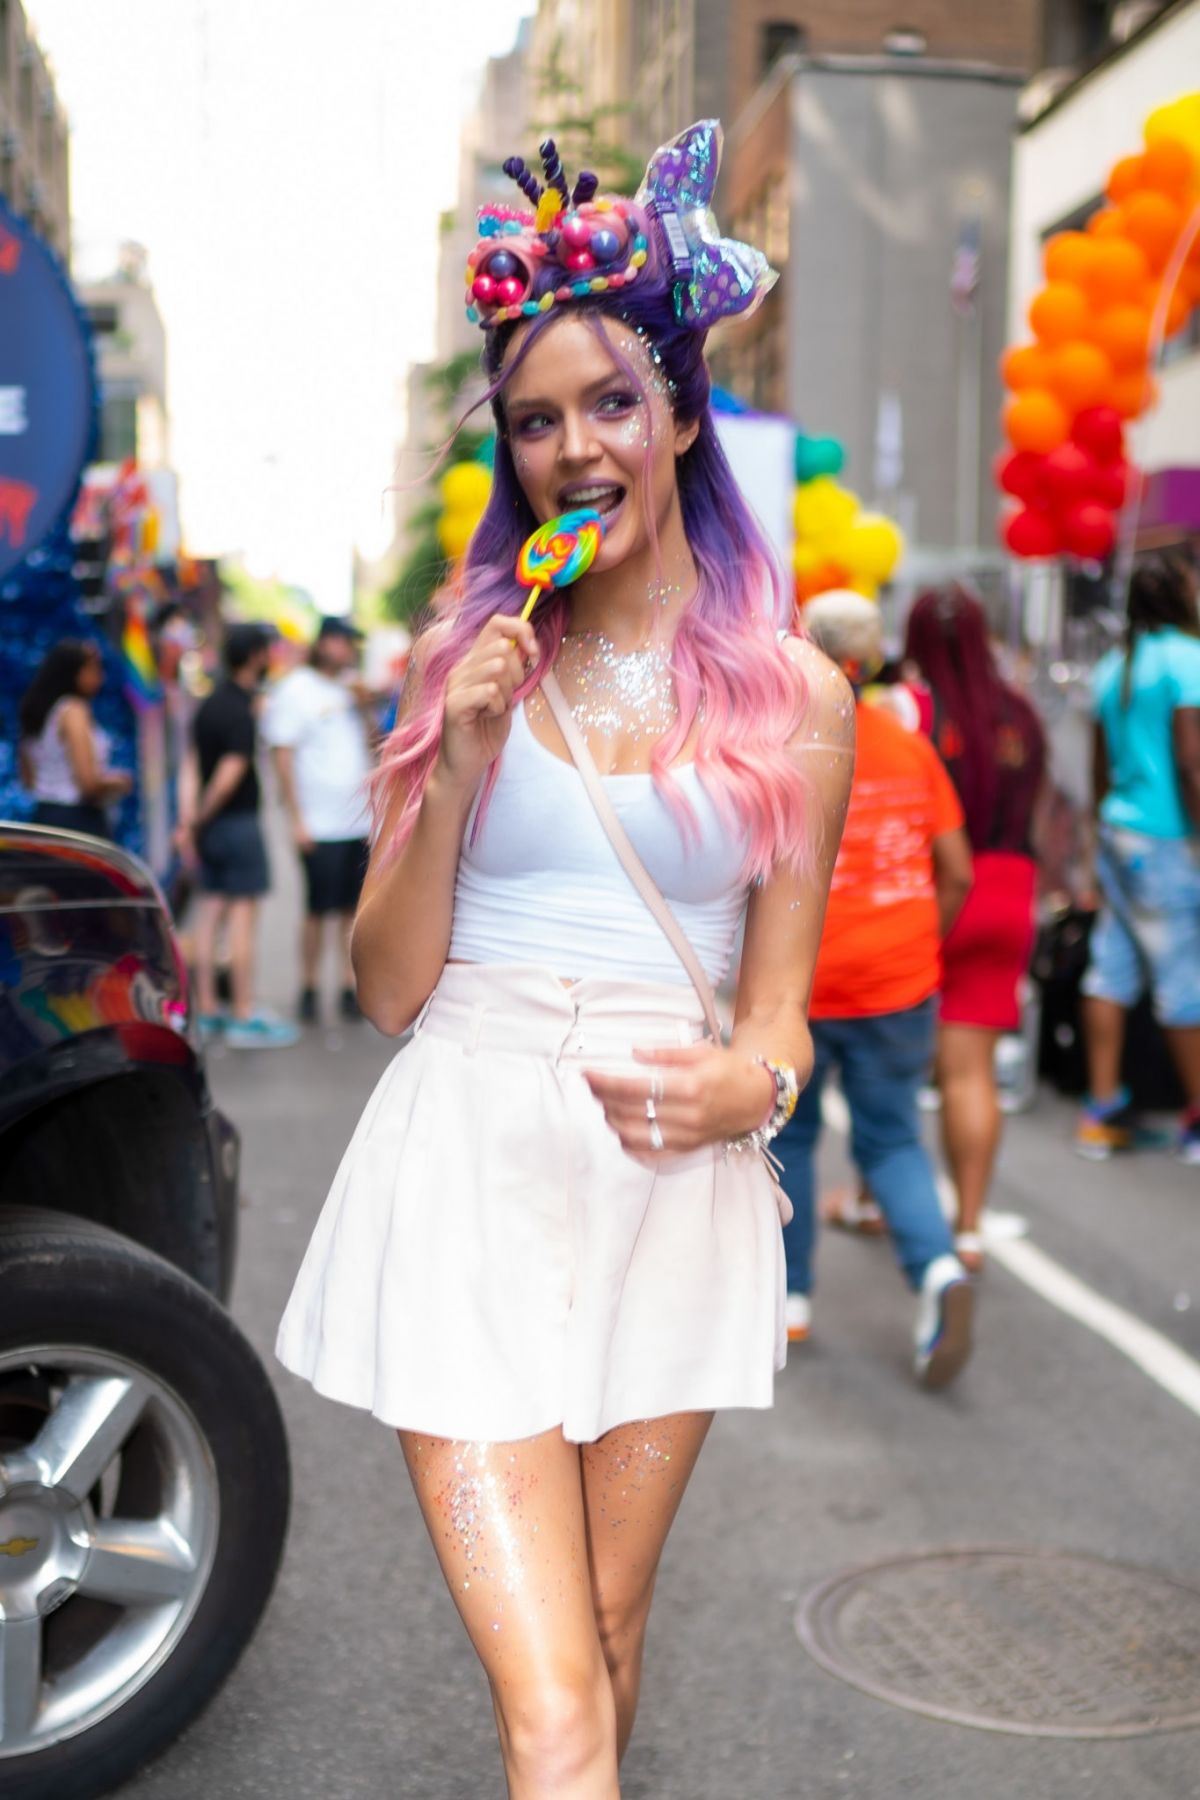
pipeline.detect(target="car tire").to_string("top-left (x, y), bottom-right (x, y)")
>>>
top-left (0, 1206), bottom-right (290, 1799)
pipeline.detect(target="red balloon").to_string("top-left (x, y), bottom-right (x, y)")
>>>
top-left (1061, 502), bottom-right (1116, 561)
top-left (1071, 405), bottom-right (1124, 465)
top-left (1043, 443), bottom-right (1096, 507)
top-left (1090, 460), bottom-right (1129, 511)
top-left (994, 449), bottom-right (1049, 504)
top-left (1002, 506), bottom-right (1061, 559)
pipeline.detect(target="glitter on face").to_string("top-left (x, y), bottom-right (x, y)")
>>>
top-left (527, 629), bottom-right (679, 744)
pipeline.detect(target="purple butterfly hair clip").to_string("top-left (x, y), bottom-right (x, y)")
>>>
top-left (637, 120), bottom-right (777, 329)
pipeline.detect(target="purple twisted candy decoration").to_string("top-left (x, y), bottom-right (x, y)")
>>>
top-left (516, 508), bottom-right (605, 590)
top-left (539, 138), bottom-right (569, 203)
top-left (503, 155), bottom-right (543, 208)
top-left (571, 170), bottom-right (599, 207)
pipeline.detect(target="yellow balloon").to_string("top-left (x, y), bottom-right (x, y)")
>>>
top-left (840, 514), bottom-right (905, 583)
top-left (847, 576), bottom-right (879, 599)
top-left (437, 510), bottom-right (475, 560)
top-left (1144, 93), bottom-right (1200, 161)
top-left (440, 461), bottom-right (492, 513)
top-left (793, 477), bottom-right (859, 544)
top-left (792, 539), bottom-right (823, 578)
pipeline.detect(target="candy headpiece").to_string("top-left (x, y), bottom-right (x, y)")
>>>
top-left (464, 121), bottom-right (776, 333)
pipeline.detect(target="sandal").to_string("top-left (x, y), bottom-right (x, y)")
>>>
top-left (954, 1230), bottom-right (985, 1274)
top-left (820, 1186), bottom-right (886, 1236)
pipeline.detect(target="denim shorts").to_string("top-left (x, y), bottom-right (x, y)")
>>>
top-left (1081, 827), bottom-right (1200, 1027)
top-left (196, 810), bottom-right (270, 899)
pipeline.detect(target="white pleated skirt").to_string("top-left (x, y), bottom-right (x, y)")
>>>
top-left (275, 961), bottom-right (787, 1444)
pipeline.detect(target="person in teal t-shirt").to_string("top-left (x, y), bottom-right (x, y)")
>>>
top-left (1079, 553), bottom-right (1200, 1162)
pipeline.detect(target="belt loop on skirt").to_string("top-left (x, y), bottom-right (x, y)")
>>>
top-left (463, 1002), bottom-right (486, 1057)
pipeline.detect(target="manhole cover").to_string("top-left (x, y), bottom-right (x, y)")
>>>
top-left (796, 1548), bottom-right (1200, 1738)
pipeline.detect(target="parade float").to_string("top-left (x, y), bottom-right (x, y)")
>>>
top-left (0, 196), bottom-right (193, 868)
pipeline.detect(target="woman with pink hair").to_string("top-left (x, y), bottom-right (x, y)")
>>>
top-left (275, 125), bottom-right (853, 1794)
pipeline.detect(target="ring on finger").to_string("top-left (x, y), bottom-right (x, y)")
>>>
top-left (645, 1096), bottom-right (658, 1123)
top-left (651, 1072), bottom-right (665, 1102)
top-left (649, 1119), bottom-right (665, 1152)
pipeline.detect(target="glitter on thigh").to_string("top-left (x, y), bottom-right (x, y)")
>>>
top-left (430, 1441), bottom-right (536, 1629)
top-left (586, 1420), bottom-right (680, 1530)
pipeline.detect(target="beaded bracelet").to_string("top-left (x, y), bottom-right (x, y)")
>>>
top-left (729, 1056), bottom-right (799, 1156)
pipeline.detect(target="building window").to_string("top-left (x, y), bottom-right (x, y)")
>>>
top-left (100, 393), bottom-right (138, 464)
top-left (760, 20), bottom-right (807, 79)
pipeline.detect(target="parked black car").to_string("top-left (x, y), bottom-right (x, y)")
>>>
top-left (0, 822), bottom-right (290, 1800)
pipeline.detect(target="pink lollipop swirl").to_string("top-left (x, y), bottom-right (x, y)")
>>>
top-left (516, 508), bottom-right (605, 592)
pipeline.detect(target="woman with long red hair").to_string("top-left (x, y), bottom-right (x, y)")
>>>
top-left (904, 587), bottom-right (1046, 1270)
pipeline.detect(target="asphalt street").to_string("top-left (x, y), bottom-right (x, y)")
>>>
top-left (119, 838), bottom-right (1200, 1800)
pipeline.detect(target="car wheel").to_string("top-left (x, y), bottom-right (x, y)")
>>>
top-left (0, 1207), bottom-right (290, 1799)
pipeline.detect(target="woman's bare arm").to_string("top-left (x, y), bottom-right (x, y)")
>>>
top-left (1173, 706), bottom-right (1200, 833)
top-left (584, 638), bottom-right (856, 1155)
top-left (352, 613), bottom-right (540, 1036)
top-left (59, 700), bottom-right (131, 802)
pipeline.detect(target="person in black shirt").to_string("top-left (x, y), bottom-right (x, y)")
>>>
top-left (179, 623), bottom-right (297, 1049)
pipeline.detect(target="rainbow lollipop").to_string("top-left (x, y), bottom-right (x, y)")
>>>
top-left (516, 508), bottom-right (606, 622)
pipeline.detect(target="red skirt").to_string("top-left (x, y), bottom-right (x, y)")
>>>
top-left (940, 851), bottom-right (1037, 1032)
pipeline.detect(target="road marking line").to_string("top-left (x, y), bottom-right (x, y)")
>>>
top-left (818, 1086), bottom-right (1200, 1420)
top-left (982, 1234), bottom-right (1200, 1420)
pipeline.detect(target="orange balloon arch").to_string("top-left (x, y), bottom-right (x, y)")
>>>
top-left (996, 91), bottom-right (1200, 561)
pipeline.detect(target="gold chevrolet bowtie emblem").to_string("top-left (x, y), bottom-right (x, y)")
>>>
top-left (0, 1536), bottom-right (38, 1557)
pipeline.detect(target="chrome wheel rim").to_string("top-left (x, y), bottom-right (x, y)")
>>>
top-left (0, 1345), bottom-right (219, 1758)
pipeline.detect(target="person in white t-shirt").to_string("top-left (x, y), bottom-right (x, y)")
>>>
top-left (265, 617), bottom-right (375, 1024)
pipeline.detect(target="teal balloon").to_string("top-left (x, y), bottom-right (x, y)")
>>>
top-left (475, 435), bottom-right (497, 469)
top-left (794, 434), bottom-right (846, 484)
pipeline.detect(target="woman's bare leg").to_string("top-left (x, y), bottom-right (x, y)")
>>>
top-left (580, 1411), bottom-right (713, 1762)
top-left (936, 1024), bottom-right (1002, 1241)
top-left (400, 1429), bottom-right (619, 1800)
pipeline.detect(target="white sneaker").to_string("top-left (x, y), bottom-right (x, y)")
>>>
top-left (913, 1254), bottom-right (973, 1390)
top-left (785, 1292), bottom-right (812, 1343)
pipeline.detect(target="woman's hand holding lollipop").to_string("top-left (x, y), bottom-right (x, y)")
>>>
top-left (438, 508), bottom-right (605, 788)
top-left (439, 612), bottom-right (540, 787)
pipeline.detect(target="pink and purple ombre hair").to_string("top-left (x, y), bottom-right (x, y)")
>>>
top-left (372, 251), bottom-right (811, 882)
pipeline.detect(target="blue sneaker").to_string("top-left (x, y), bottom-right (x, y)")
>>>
top-left (225, 1011), bottom-right (300, 1051)
top-left (914, 1254), bottom-right (974, 1391)
top-left (197, 1012), bottom-right (226, 1041)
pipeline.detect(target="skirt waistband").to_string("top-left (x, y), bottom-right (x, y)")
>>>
top-left (419, 961), bottom-right (707, 1061)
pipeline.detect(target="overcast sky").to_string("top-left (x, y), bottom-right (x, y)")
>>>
top-left (30, 0), bottom-right (532, 609)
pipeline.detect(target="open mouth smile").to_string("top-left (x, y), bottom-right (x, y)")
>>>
top-left (558, 482), bottom-right (627, 519)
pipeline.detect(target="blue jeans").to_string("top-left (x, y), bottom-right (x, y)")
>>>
top-left (777, 999), bottom-right (953, 1294)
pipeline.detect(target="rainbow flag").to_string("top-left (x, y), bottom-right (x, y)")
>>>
top-left (121, 606), bottom-right (162, 710)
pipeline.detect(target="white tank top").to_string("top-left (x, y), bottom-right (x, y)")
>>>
top-left (448, 701), bottom-right (750, 985)
top-left (25, 698), bottom-right (111, 805)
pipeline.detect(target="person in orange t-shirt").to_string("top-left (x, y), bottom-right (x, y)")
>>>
top-left (776, 593), bottom-right (976, 1390)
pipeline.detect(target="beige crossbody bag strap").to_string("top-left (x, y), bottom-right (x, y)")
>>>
top-left (539, 671), bottom-right (723, 1042)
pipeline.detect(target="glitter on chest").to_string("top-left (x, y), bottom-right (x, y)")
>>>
top-left (529, 631), bottom-right (679, 742)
